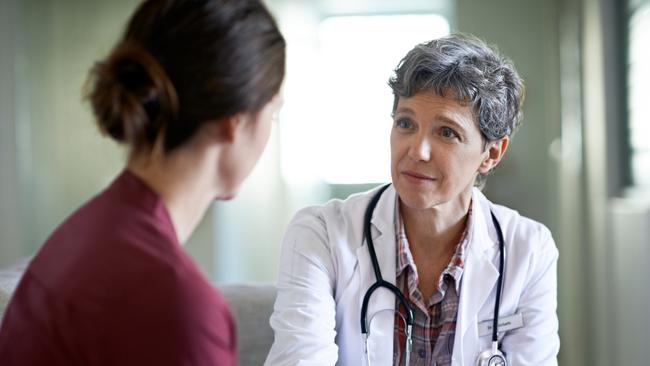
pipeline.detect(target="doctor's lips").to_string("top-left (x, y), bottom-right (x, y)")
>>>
top-left (401, 170), bottom-right (436, 183)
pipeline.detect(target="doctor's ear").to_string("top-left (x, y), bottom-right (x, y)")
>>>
top-left (478, 136), bottom-right (509, 174)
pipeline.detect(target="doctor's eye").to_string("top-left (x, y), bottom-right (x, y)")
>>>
top-left (394, 118), bottom-right (414, 130)
top-left (440, 127), bottom-right (460, 140)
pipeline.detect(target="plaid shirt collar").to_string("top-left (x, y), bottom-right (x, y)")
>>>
top-left (394, 197), bottom-right (473, 293)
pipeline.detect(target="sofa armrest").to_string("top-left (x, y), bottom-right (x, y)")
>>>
top-left (0, 257), bottom-right (30, 322)
top-left (220, 284), bottom-right (277, 366)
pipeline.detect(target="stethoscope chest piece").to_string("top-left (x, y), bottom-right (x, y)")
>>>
top-left (476, 348), bottom-right (507, 366)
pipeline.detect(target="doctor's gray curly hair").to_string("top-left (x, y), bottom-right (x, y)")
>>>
top-left (388, 34), bottom-right (524, 188)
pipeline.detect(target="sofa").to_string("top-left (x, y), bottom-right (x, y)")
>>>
top-left (0, 258), bottom-right (277, 366)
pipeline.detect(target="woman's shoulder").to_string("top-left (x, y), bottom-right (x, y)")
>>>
top-left (288, 185), bottom-right (387, 233)
top-left (282, 185), bottom-right (393, 260)
top-left (27, 176), bottom-right (183, 300)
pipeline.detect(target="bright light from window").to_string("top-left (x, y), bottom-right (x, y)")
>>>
top-left (280, 14), bottom-right (450, 184)
top-left (629, 2), bottom-right (650, 185)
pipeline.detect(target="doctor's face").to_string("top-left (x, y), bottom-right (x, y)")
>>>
top-left (390, 91), bottom-right (490, 210)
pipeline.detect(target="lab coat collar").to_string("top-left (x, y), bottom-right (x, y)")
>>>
top-left (467, 187), bottom-right (501, 255)
top-left (355, 184), bottom-right (398, 365)
top-left (454, 188), bottom-right (501, 365)
top-left (368, 184), bottom-right (397, 238)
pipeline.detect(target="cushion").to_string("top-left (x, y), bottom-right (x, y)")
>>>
top-left (220, 284), bottom-right (277, 366)
top-left (0, 257), bottom-right (29, 323)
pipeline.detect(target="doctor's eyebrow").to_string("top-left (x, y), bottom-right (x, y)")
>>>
top-left (435, 115), bottom-right (471, 131)
top-left (393, 107), bottom-right (469, 131)
top-left (393, 107), bottom-right (416, 117)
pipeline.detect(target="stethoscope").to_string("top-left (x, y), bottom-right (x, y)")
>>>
top-left (360, 184), bottom-right (508, 366)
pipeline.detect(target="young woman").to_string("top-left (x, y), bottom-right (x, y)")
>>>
top-left (0, 1), bottom-right (284, 365)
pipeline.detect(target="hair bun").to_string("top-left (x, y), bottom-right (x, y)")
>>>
top-left (87, 41), bottom-right (178, 149)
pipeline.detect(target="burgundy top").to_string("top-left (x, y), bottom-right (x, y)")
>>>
top-left (0, 170), bottom-right (236, 366)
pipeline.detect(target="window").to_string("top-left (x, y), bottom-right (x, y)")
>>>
top-left (628, 0), bottom-right (650, 186)
top-left (279, 13), bottom-right (450, 184)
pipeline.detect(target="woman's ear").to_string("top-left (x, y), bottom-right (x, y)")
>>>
top-left (204, 113), bottom-right (246, 144)
top-left (478, 136), bottom-right (509, 174)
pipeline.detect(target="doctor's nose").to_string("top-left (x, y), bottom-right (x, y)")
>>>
top-left (407, 136), bottom-right (431, 162)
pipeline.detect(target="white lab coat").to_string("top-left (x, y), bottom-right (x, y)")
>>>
top-left (266, 185), bottom-right (559, 366)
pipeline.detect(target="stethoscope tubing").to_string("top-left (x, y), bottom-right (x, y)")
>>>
top-left (490, 210), bottom-right (506, 344)
top-left (360, 184), bottom-right (413, 335)
top-left (360, 184), bottom-right (507, 365)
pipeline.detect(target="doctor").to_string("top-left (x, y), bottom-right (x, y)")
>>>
top-left (266, 34), bottom-right (559, 366)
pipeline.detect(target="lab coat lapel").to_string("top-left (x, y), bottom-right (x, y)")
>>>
top-left (355, 185), bottom-right (397, 366)
top-left (454, 189), bottom-right (500, 365)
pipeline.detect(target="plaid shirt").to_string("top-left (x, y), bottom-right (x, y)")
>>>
top-left (393, 201), bottom-right (473, 366)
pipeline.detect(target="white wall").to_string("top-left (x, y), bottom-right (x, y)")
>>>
top-left (0, 0), bottom-right (22, 268)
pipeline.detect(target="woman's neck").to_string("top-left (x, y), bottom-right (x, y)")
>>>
top-left (127, 141), bottom-right (219, 244)
top-left (400, 188), bottom-right (473, 256)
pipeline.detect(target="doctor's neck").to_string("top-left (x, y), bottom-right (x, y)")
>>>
top-left (126, 134), bottom-right (223, 245)
top-left (400, 186), bottom-right (473, 253)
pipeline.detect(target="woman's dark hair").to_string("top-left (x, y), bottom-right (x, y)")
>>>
top-left (88, 0), bottom-right (286, 153)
